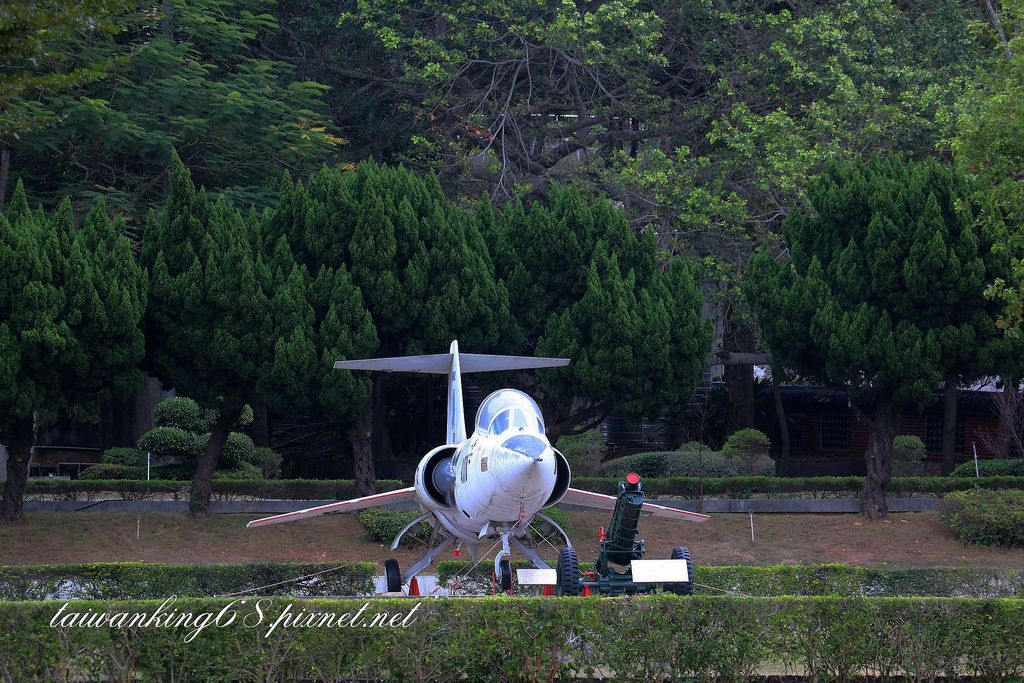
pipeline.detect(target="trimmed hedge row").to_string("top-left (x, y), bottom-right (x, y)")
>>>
top-left (6, 562), bottom-right (1024, 601)
top-left (18, 476), bottom-right (1024, 501)
top-left (570, 475), bottom-right (1024, 498)
top-left (21, 478), bottom-right (407, 501)
top-left (2, 596), bottom-right (1023, 680)
top-left (0, 562), bottom-right (377, 601)
top-left (435, 561), bottom-right (1024, 598)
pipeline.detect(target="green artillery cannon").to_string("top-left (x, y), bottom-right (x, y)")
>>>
top-left (555, 472), bottom-right (694, 596)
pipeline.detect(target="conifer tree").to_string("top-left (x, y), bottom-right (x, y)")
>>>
top-left (488, 185), bottom-right (711, 438)
top-left (747, 158), bottom-right (1001, 517)
top-left (143, 152), bottom-right (314, 514)
top-left (0, 182), bottom-right (145, 522)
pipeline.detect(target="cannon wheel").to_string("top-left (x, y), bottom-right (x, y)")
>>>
top-left (666, 546), bottom-right (693, 595)
top-left (384, 559), bottom-right (403, 593)
top-left (556, 547), bottom-right (581, 597)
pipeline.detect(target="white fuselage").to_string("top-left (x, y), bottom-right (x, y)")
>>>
top-left (412, 389), bottom-right (562, 542)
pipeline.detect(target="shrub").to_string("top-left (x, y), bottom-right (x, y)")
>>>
top-left (252, 447), bottom-right (283, 479)
top-left (136, 426), bottom-right (198, 457)
top-left (236, 404), bottom-right (254, 428)
top-left (78, 464), bottom-right (143, 480)
top-left (357, 507), bottom-right (432, 547)
top-left (218, 432), bottom-right (256, 468)
top-left (940, 489), bottom-right (1024, 547)
top-left (893, 435), bottom-right (927, 477)
top-left (530, 506), bottom-right (571, 544)
top-left (153, 397), bottom-right (208, 432)
top-left (213, 462), bottom-right (264, 480)
top-left (951, 458), bottom-right (1024, 478)
top-left (721, 429), bottom-right (776, 476)
top-left (677, 442), bottom-right (713, 456)
top-left (555, 429), bottom-right (606, 476)
top-left (721, 429), bottom-right (770, 459)
top-left (100, 447), bottom-right (147, 467)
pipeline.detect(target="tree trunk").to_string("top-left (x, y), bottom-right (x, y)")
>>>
top-left (189, 408), bottom-right (238, 517)
top-left (941, 380), bottom-right (958, 475)
top-left (0, 417), bottom-right (36, 523)
top-left (348, 401), bottom-right (376, 496)
top-left (0, 145), bottom-right (10, 208)
top-left (369, 375), bottom-right (395, 477)
top-left (771, 369), bottom-right (790, 464)
top-left (858, 396), bottom-right (896, 519)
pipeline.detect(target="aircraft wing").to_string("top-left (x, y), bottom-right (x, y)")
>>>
top-left (246, 487), bottom-right (417, 528)
top-left (560, 488), bottom-right (710, 523)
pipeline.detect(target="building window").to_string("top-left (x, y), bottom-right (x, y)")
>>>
top-left (925, 416), bottom-right (964, 453)
top-left (820, 414), bottom-right (851, 450)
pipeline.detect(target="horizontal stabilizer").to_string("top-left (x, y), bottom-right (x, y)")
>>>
top-left (334, 353), bottom-right (569, 374)
top-left (559, 487), bottom-right (710, 523)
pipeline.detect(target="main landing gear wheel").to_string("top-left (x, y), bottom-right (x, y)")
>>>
top-left (497, 558), bottom-right (513, 594)
top-left (666, 546), bottom-right (693, 596)
top-left (384, 559), bottom-right (403, 593)
top-left (556, 547), bottom-right (580, 597)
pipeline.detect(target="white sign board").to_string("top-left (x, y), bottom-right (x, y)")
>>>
top-left (516, 568), bottom-right (557, 585)
top-left (631, 559), bottom-right (689, 583)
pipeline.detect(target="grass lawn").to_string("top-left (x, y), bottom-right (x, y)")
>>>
top-left (1, 510), bottom-right (1022, 569)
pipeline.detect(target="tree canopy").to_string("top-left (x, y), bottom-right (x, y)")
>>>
top-left (747, 157), bottom-right (1001, 517)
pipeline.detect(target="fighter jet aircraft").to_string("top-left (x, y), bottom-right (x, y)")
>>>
top-left (247, 341), bottom-right (708, 593)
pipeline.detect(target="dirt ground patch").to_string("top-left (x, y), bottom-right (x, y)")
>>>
top-left (2, 511), bottom-right (1022, 569)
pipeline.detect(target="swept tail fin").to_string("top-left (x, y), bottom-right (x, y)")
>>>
top-left (333, 340), bottom-right (569, 443)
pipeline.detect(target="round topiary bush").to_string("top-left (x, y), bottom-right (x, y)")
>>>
top-left (720, 429), bottom-right (776, 476)
top-left (950, 458), bottom-right (1024, 477)
top-left (892, 435), bottom-right (927, 477)
top-left (79, 464), bottom-right (144, 480)
top-left (221, 432), bottom-right (256, 468)
top-left (153, 397), bottom-right (208, 432)
top-left (137, 427), bottom-right (199, 457)
top-left (100, 448), bottom-right (147, 467)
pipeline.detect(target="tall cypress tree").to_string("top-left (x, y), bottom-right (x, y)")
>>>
top-left (747, 158), bottom-right (1001, 517)
top-left (490, 185), bottom-right (711, 438)
top-left (0, 182), bottom-right (145, 522)
top-left (143, 152), bottom-right (314, 514)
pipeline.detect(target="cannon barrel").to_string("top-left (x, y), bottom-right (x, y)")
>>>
top-left (603, 473), bottom-right (644, 566)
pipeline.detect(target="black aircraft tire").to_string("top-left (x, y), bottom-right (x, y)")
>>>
top-left (667, 546), bottom-right (693, 596)
top-left (384, 559), bottom-right (403, 593)
top-left (498, 558), bottom-right (513, 593)
top-left (557, 547), bottom-right (580, 597)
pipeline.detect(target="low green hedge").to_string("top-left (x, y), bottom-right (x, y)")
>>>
top-left (940, 489), bottom-right (1024, 547)
top-left (0, 562), bottom-right (377, 601)
top-left (572, 475), bottom-right (1024, 497)
top-left (435, 561), bottom-right (1024, 598)
top-left (17, 476), bottom-right (1024, 501)
top-left (21, 478), bottom-right (407, 501)
top-left (1, 596), bottom-right (1023, 680)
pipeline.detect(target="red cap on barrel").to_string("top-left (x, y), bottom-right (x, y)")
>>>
top-left (626, 472), bottom-right (641, 485)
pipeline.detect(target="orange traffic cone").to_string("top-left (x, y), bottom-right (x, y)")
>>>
top-left (408, 576), bottom-right (420, 596)
top-left (581, 585), bottom-right (591, 597)
top-left (542, 585), bottom-right (555, 596)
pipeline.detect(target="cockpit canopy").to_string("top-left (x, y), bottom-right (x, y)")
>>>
top-left (475, 389), bottom-right (545, 437)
